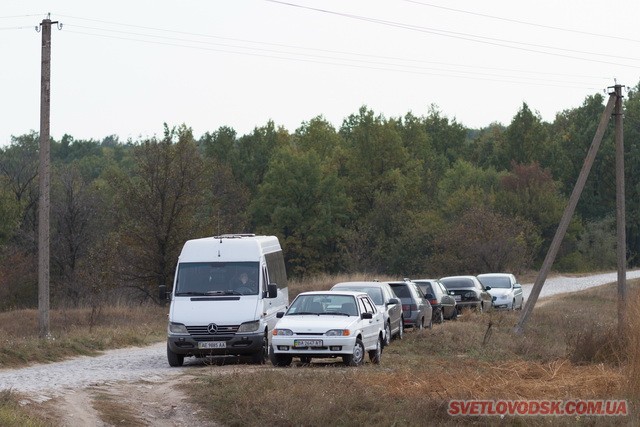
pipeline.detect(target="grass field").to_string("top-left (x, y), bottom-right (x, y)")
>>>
top-left (1, 276), bottom-right (639, 425)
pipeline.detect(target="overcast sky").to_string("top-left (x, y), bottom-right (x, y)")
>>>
top-left (2, 0), bottom-right (639, 145)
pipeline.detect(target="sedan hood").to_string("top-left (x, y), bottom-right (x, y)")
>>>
top-left (275, 315), bottom-right (362, 333)
top-left (488, 288), bottom-right (511, 297)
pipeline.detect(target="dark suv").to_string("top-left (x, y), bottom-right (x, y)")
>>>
top-left (414, 279), bottom-right (457, 323)
top-left (389, 280), bottom-right (433, 329)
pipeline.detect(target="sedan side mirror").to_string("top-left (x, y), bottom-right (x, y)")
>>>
top-left (361, 312), bottom-right (373, 319)
top-left (484, 286), bottom-right (492, 291)
top-left (425, 293), bottom-right (434, 300)
top-left (388, 298), bottom-right (399, 305)
top-left (276, 311), bottom-right (285, 318)
top-left (514, 283), bottom-right (522, 289)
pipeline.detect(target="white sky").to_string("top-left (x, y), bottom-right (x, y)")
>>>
top-left (2, 0), bottom-right (639, 145)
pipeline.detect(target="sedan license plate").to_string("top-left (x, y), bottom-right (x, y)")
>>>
top-left (294, 339), bottom-right (322, 347)
top-left (198, 341), bottom-right (226, 349)
top-left (454, 295), bottom-right (461, 302)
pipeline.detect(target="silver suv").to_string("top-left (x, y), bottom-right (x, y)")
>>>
top-left (331, 281), bottom-right (404, 346)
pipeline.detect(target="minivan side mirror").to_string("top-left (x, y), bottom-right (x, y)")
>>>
top-left (267, 283), bottom-right (278, 298)
top-left (514, 283), bottom-right (522, 289)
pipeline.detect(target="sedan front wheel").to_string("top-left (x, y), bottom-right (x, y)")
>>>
top-left (343, 338), bottom-right (365, 366)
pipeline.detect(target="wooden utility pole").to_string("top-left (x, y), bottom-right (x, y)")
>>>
top-left (38, 16), bottom-right (57, 339)
top-left (614, 84), bottom-right (627, 336)
top-left (514, 91), bottom-right (618, 334)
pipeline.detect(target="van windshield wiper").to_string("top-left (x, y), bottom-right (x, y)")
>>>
top-left (175, 291), bottom-right (207, 296)
top-left (205, 290), bottom-right (242, 296)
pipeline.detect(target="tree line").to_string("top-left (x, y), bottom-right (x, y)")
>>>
top-left (2, 84), bottom-right (640, 310)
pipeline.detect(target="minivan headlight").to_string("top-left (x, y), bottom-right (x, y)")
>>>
top-left (168, 322), bottom-right (188, 335)
top-left (237, 320), bottom-right (261, 333)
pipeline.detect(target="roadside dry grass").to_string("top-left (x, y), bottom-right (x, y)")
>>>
top-left (181, 277), bottom-right (640, 426)
top-left (0, 304), bottom-right (167, 368)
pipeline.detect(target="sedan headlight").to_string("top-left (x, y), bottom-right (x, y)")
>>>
top-left (464, 291), bottom-right (477, 299)
top-left (326, 329), bottom-right (350, 336)
top-left (168, 322), bottom-right (188, 335)
top-left (237, 320), bottom-right (261, 333)
top-left (273, 328), bottom-right (294, 336)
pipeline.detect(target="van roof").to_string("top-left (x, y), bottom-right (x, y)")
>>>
top-left (179, 234), bottom-right (281, 262)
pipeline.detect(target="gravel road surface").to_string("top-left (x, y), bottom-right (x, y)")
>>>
top-left (521, 269), bottom-right (640, 302)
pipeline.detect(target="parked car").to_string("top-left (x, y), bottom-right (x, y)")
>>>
top-left (439, 275), bottom-right (493, 313)
top-left (269, 291), bottom-right (385, 367)
top-left (388, 280), bottom-right (433, 329)
top-left (477, 273), bottom-right (524, 310)
top-left (331, 281), bottom-right (403, 346)
top-left (413, 279), bottom-right (457, 323)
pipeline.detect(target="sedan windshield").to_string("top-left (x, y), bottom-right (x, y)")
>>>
top-left (478, 277), bottom-right (511, 288)
top-left (287, 294), bottom-right (358, 316)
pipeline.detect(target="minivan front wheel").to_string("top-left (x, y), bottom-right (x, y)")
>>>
top-left (167, 343), bottom-right (184, 367)
top-left (250, 332), bottom-right (268, 364)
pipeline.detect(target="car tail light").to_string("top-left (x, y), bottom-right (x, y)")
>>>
top-left (429, 299), bottom-right (438, 305)
top-left (402, 304), bottom-right (417, 313)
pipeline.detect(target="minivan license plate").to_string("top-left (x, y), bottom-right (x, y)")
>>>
top-left (294, 339), bottom-right (322, 347)
top-left (198, 341), bottom-right (226, 349)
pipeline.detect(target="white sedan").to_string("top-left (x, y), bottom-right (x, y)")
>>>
top-left (477, 273), bottom-right (524, 310)
top-left (269, 291), bottom-right (385, 366)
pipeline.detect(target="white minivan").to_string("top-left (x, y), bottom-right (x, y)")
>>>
top-left (166, 234), bottom-right (289, 366)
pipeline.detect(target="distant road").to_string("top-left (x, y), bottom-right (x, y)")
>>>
top-left (521, 269), bottom-right (640, 302)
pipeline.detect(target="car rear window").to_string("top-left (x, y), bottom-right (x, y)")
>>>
top-left (389, 284), bottom-right (411, 298)
top-left (333, 286), bottom-right (383, 305)
top-left (441, 279), bottom-right (473, 289)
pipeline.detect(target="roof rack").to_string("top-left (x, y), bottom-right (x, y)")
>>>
top-left (214, 233), bottom-right (256, 239)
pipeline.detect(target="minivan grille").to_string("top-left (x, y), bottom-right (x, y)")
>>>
top-left (186, 325), bottom-right (240, 336)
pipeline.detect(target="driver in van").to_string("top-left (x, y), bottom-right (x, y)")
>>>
top-left (237, 272), bottom-right (257, 294)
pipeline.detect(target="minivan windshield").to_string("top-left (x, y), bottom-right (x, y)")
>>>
top-left (175, 262), bottom-right (260, 295)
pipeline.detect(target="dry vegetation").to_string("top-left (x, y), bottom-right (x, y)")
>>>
top-left (0, 304), bottom-right (167, 368)
top-left (182, 277), bottom-right (640, 426)
top-left (2, 277), bottom-right (640, 425)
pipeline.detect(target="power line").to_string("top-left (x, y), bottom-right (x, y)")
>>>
top-left (61, 28), bottom-right (601, 90)
top-left (265, 0), bottom-right (640, 69)
top-left (402, 0), bottom-right (640, 44)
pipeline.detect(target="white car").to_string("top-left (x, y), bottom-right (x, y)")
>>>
top-left (477, 273), bottom-right (524, 310)
top-left (269, 291), bottom-right (385, 366)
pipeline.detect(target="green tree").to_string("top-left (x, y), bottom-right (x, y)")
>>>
top-left (339, 107), bottom-right (425, 273)
top-left (251, 146), bottom-right (351, 276)
top-left (436, 159), bottom-right (503, 219)
top-left (109, 124), bottom-right (206, 303)
top-left (431, 206), bottom-right (538, 274)
top-left (503, 103), bottom-right (549, 166)
top-left (230, 121), bottom-right (289, 195)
